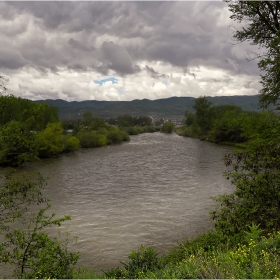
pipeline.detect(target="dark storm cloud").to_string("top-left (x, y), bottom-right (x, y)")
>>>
top-left (68, 38), bottom-right (95, 53)
top-left (145, 65), bottom-right (168, 79)
top-left (100, 41), bottom-right (136, 75)
top-left (0, 1), bottom-right (259, 77)
top-left (0, 48), bottom-right (27, 70)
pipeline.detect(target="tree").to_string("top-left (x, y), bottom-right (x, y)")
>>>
top-left (36, 122), bottom-right (64, 158)
top-left (82, 111), bottom-right (94, 127)
top-left (160, 121), bottom-right (174, 133)
top-left (211, 111), bottom-right (280, 235)
top-left (184, 110), bottom-right (195, 126)
top-left (63, 136), bottom-right (80, 153)
top-left (0, 173), bottom-right (79, 278)
top-left (0, 95), bottom-right (59, 128)
top-left (0, 120), bottom-right (39, 166)
top-left (193, 96), bottom-right (212, 134)
top-left (117, 114), bottom-right (134, 127)
top-left (227, 1), bottom-right (280, 108)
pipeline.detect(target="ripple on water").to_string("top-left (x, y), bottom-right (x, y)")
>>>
top-left (0, 133), bottom-right (234, 273)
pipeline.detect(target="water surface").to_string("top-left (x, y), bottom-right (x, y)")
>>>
top-left (1, 133), bottom-right (233, 272)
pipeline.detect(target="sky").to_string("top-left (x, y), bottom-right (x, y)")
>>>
top-left (0, 1), bottom-right (262, 102)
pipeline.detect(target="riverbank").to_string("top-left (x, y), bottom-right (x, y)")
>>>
top-left (175, 125), bottom-right (248, 148)
top-left (73, 224), bottom-right (280, 279)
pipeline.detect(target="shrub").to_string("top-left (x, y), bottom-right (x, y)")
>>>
top-left (63, 136), bottom-right (80, 153)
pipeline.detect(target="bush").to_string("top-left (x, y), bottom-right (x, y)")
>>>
top-left (0, 120), bottom-right (39, 166)
top-left (107, 127), bottom-right (129, 144)
top-left (211, 112), bottom-right (280, 235)
top-left (160, 121), bottom-right (174, 133)
top-left (63, 136), bottom-right (80, 153)
top-left (76, 130), bottom-right (98, 148)
top-left (36, 122), bottom-right (64, 158)
top-left (104, 246), bottom-right (160, 279)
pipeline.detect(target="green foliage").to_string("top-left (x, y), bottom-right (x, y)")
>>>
top-left (160, 121), bottom-right (174, 133)
top-left (211, 112), bottom-right (280, 235)
top-left (76, 130), bottom-right (107, 148)
top-left (104, 246), bottom-right (160, 279)
top-left (117, 114), bottom-right (135, 127)
top-left (102, 226), bottom-right (280, 279)
top-left (122, 125), bottom-right (156, 135)
top-left (82, 111), bottom-right (94, 126)
top-left (183, 100), bottom-right (265, 144)
top-left (36, 122), bottom-right (64, 157)
top-left (210, 110), bottom-right (247, 143)
top-left (63, 136), bottom-right (80, 153)
top-left (193, 96), bottom-right (212, 134)
top-left (227, 1), bottom-right (280, 109)
top-left (107, 127), bottom-right (129, 144)
top-left (0, 95), bottom-right (63, 166)
top-left (114, 114), bottom-right (152, 127)
top-left (0, 95), bottom-right (58, 129)
top-left (76, 130), bottom-right (97, 148)
top-left (176, 124), bottom-right (199, 138)
top-left (184, 110), bottom-right (195, 126)
top-left (4, 206), bottom-right (79, 279)
top-left (0, 173), bottom-right (46, 232)
top-left (107, 128), bottom-right (122, 144)
top-left (0, 173), bottom-right (79, 279)
top-left (72, 266), bottom-right (105, 279)
top-left (163, 231), bottom-right (229, 266)
top-left (0, 120), bottom-right (39, 166)
top-left (180, 228), bottom-right (280, 279)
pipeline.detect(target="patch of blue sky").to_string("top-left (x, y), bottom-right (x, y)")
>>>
top-left (94, 77), bottom-right (118, 86)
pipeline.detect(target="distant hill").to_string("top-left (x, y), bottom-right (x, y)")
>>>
top-left (34, 95), bottom-right (261, 120)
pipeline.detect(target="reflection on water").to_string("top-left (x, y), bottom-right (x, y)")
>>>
top-left (0, 133), bottom-right (233, 272)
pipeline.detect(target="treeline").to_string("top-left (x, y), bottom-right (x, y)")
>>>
top-left (0, 96), bottom-right (130, 167)
top-left (0, 94), bottom-right (58, 130)
top-left (70, 111), bottom-right (130, 147)
top-left (0, 95), bottom-right (73, 167)
top-left (106, 114), bottom-right (157, 135)
top-left (178, 96), bottom-right (277, 145)
top-left (64, 113), bottom-right (157, 136)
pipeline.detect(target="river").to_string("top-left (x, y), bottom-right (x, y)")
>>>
top-left (0, 132), bottom-right (233, 273)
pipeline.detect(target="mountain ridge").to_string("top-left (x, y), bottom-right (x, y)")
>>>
top-left (34, 95), bottom-right (261, 120)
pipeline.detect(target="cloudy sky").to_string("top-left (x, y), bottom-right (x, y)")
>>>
top-left (0, 1), bottom-right (262, 101)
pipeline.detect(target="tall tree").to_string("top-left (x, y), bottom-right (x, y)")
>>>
top-left (193, 96), bottom-right (212, 134)
top-left (0, 120), bottom-right (39, 166)
top-left (228, 1), bottom-right (280, 108)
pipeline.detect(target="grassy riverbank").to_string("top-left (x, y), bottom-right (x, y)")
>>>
top-left (73, 225), bottom-right (280, 279)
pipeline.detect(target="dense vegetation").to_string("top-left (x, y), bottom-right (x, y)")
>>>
top-left (106, 114), bottom-right (157, 135)
top-left (2, 1), bottom-right (280, 278)
top-left (0, 95), bottom-right (131, 167)
top-left (177, 96), bottom-right (277, 146)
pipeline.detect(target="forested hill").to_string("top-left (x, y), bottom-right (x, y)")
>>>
top-left (35, 95), bottom-right (261, 120)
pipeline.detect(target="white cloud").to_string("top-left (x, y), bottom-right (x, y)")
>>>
top-left (0, 1), bottom-right (261, 101)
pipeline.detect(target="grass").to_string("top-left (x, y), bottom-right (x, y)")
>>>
top-left (72, 224), bottom-right (280, 279)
